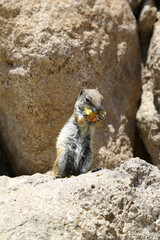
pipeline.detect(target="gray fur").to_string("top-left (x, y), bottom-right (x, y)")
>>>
top-left (57, 115), bottom-right (94, 177)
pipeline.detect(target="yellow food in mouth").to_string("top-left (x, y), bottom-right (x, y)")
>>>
top-left (84, 108), bottom-right (97, 122)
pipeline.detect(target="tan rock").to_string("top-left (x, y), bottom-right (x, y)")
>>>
top-left (138, 0), bottom-right (157, 45)
top-left (0, 158), bottom-right (160, 239)
top-left (0, 0), bottom-right (141, 174)
top-left (137, 19), bottom-right (160, 168)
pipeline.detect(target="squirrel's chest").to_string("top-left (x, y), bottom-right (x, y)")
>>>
top-left (71, 129), bottom-right (91, 154)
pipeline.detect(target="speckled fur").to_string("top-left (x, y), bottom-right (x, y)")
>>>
top-left (53, 89), bottom-right (104, 178)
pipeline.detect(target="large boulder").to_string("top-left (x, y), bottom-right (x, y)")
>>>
top-left (137, 18), bottom-right (160, 168)
top-left (0, 0), bottom-right (141, 174)
top-left (0, 158), bottom-right (160, 239)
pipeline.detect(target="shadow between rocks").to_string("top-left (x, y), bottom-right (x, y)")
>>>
top-left (133, 124), bottom-right (152, 165)
top-left (0, 140), bottom-right (15, 177)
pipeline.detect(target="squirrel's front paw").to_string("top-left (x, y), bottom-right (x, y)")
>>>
top-left (97, 114), bottom-right (105, 121)
top-left (82, 111), bottom-right (88, 117)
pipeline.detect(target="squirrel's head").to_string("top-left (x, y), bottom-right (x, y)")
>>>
top-left (76, 88), bottom-right (104, 113)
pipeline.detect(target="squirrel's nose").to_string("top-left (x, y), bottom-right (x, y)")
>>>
top-left (96, 105), bottom-right (102, 112)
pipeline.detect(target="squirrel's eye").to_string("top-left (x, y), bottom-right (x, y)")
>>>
top-left (85, 97), bottom-right (91, 104)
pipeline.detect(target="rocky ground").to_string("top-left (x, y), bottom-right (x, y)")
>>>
top-left (0, 158), bottom-right (160, 240)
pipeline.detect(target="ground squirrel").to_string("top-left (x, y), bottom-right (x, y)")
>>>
top-left (53, 88), bottom-right (105, 178)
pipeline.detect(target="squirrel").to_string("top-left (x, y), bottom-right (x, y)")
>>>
top-left (53, 88), bottom-right (105, 178)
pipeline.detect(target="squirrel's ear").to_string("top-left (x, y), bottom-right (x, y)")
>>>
top-left (79, 88), bottom-right (85, 97)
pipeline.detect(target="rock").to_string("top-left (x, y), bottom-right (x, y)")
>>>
top-left (0, 0), bottom-right (141, 174)
top-left (137, 19), bottom-right (160, 168)
top-left (0, 158), bottom-right (160, 239)
top-left (138, 0), bottom-right (157, 45)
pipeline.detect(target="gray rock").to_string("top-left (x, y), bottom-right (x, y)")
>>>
top-left (0, 158), bottom-right (160, 239)
top-left (0, 0), bottom-right (141, 174)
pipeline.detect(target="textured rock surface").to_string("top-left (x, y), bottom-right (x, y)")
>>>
top-left (137, 19), bottom-right (160, 168)
top-left (0, 0), bottom-right (141, 174)
top-left (0, 158), bottom-right (160, 240)
top-left (138, 0), bottom-right (157, 44)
